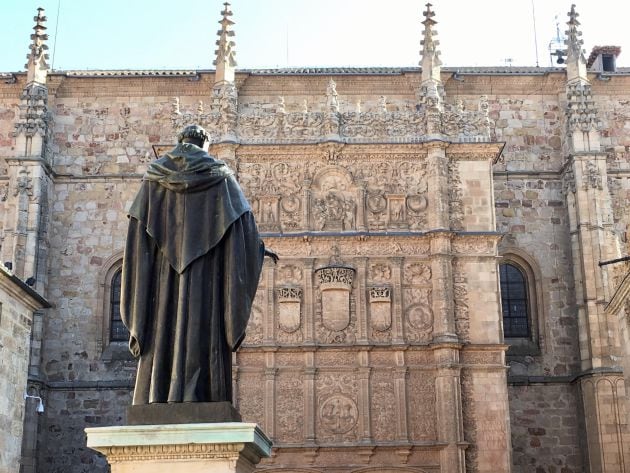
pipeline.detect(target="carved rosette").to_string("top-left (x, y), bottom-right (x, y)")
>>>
top-left (276, 286), bottom-right (302, 333)
top-left (369, 287), bottom-right (392, 332)
top-left (316, 265), bottom-right (355, 333)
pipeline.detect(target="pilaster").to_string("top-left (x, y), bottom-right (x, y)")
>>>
top-left (562, 6), bottom-right (630, 472)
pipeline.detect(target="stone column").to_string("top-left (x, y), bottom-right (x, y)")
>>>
top-left (355, 257), bottom-right (369, 344)
top-left (433, 346), bottom-right (465, 473)
top-left (357, 350), bottom-right (372, 442)
top-left (264, 353), bottom-right (277, 437)
top-left (263, 266), bottom-right (275, 344)
top-left (303, 259), bottom-right (315, 344)
top-left (430, 233), bottom-right (456, 341)
top-left (426, 143), bottom-right (449, 230)
top-left (303, 351), bottom-right (316, 444)
top-left (565, 154), bottom-right (630, 473)
top-left (391, 257), bottom-right (405, 343)
top-left (393, 350), bottom-right (409, 442)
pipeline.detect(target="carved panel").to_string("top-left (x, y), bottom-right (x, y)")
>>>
top-left (275, 373), bottom-right (304, 443)
top-left (453, 259), bottom-right (470, 342)
top-left (311, 167), bottom-right (357, 231)
top-left (369, 287), bottom-right (392, 333)
top-left (316, 374), bottom-right (359, 442)
top-left (448, 159), bottom-right (464, 231)
top-left (371, 370), bottom-right (396, 441)
top-left (237, 371), bottom-right (264, 427)
top-left (407, 369), bottom-right (436, 441)
top-left (361, 160), bottom-right (429, 231)
top-left (403, 261), bottom-right (433, 343)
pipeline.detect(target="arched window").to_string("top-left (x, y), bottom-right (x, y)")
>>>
top-left (109, 269), bottom-right (128, 342)
top-left (96, 252), bottom-right (133, 360)
top-left (500, 263), bottom-right (530, 338)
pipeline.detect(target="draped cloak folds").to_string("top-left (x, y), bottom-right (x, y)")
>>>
top-left (121, 143), bottom-right (265, 404)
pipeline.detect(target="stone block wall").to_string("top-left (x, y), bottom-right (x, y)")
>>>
top-left (0, 70), bottom-right (629, 472)
top-left (0, 268), bottom-right (48, 473)
top-left (509, 383), bottom-right (583, 473)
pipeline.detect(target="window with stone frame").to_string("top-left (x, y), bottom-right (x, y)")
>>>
top-left (499, 251), bottom-right (545, 356)
top-left (500, 262), bottom-right (530, 338)
top-left (109, 268), bottom-right (128, 342)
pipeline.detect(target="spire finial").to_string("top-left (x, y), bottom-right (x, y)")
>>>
top-left (418, 3), bottom-right (444, 114)
top-left (214, 1), bottom-right (237, 85)
top-left (25, 7), bottom-right (49, 85)
top-left (564, 4), bottom-right (588, 83)
top-left (420, 3), bottom-right (441, 85)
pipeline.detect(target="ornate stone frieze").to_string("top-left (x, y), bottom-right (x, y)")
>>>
top-left (171, 80), bottom-right (491, 144)
top-left (95, 443), bottom-right (244, 462)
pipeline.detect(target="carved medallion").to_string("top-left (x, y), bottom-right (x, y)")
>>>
top-left (319, 394), bottom-right (359, 434)
top-left (406, 302), bottom-right (433, 332)
top-left (406, 194), bottom-right (428, 213)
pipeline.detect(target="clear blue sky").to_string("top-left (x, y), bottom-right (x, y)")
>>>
top-left (1, 0), bottom-right (628, 72)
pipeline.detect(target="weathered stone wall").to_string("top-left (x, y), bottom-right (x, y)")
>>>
top-left (0, 269), bottom-right (47, 473)
top-left (508, 383), bottom-right (583, 473)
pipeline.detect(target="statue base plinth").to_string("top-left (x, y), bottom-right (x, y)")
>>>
top-left (127, 401), bottom-right (242, 425)
top-left (86, 423), bottom-right (271, 473)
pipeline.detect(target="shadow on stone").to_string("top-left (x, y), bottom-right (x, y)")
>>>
top-left (126, 402), bottom-right (242, 425)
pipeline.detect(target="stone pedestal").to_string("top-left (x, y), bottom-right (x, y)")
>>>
top-left (85, 423), bottom-right (271, 473)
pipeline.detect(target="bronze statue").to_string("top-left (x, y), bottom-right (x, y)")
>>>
top-left (121, 125), bottom-right (276, 410)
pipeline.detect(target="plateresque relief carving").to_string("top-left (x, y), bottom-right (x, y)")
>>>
top-left (310, 166), bottom-right (357, 231)
top-left (317, 374), bottom-right (359, 442)
top-left (369, 286), bottom-right (392, 332)
top-left (276, 286), bottom-right (302, 334)
top-left (315, 261), bottom-right (356, 344)
top-left (403, 261), bottom-right (433, 342)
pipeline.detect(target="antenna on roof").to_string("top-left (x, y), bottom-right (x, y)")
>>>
top-left (51, 0), bottom-right (61, 70)
top-left (531, 0), bottom-right (540, 67)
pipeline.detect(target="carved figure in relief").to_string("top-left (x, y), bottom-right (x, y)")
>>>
top-left (369, 263), bottom-right (391, 281)
top-left (320, 395), bottom-right (358, 434)
top-left (326, 78), bottom-right (339, 112)
top-left (264, 200), bottom-right (276, 222)
top-left (404, 263), bottom-right (432, 285)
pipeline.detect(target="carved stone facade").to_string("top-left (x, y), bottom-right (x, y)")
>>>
top-left (3, 4), bottom-right (630, 473)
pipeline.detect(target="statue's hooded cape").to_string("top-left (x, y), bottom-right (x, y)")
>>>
top-left (121, 143), bottom-right (264, 404)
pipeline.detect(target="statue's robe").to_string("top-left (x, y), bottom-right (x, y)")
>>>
top-left (121, 143), bottom-right (264, 404)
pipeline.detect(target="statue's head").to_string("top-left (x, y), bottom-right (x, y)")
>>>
top-left (177, 124), bottom-right (210, 148)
